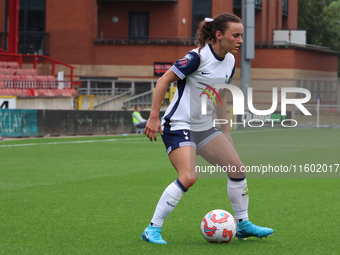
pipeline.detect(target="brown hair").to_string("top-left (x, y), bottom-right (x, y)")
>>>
top-left (196, 13), bottom-right (242, 53)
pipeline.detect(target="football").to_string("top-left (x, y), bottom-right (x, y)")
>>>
top-left (200, 209), bottom-right (237, 243)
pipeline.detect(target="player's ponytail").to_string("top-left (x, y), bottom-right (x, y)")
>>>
top-left (196, 13), bottom-right (242, 53)
top-left (196, 18), bottom-right (214, 53)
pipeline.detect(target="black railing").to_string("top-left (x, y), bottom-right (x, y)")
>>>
top-left (96, 36), bottom-right (195, 42)
top-left (0, 32), bottom-right (5, 51)
top-left (94, 36), bottom-right (196, 45)
top-left (0, 32), bottom-right (49, 56)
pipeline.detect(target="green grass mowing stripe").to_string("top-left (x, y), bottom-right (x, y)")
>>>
top-left (1, 176), bottom-right (339, 254)
top-left (0, 128), bottom-right (339, 254)
top-left (0, 139), bottom-right (166, 190)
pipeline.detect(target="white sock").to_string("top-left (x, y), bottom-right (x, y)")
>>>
top-left (151, 179), bottom-right (186, 228)
top-left (227, 178), bottom-right (249, 222)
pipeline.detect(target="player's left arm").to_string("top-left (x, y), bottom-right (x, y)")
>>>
top-left (215, 89), bottom-right (233, 145)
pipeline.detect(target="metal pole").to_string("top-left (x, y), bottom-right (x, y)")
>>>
top-left (112, 80), bottom-right (115, 95)
top-left (241, 0), bottom-right (255, 106)
top-left (316, 98), bottom-right (320, 129)
top-left (70, 68), bottom-right (74, 89)
top-left (131, 81), bottom-right (135, 95)
top-left (8, 0), bottom-right (19, 54)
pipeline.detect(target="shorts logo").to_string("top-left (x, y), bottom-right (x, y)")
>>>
top-left (183, 130), bottom-right (189, 140)
top-left (179, 53), bottom-right (193, 67)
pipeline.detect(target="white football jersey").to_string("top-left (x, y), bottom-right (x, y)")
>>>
top-left (161, 44), bottom-right (235, 132)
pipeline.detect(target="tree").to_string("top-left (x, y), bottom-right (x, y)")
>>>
top-left (323, 0), bottom-right (340, 49)
top-left (298, 0), bottom-right (340, 76)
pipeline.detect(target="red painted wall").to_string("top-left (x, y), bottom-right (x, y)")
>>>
top-left (252, 48), bottom-right (338, 72)
top-left (293, 50), bottom-right (338, 72)
top-left (287, 0), bottom-right (298, 29)
top-left (31, 0), bottom-right (335, 76)
top-left (99, 1), bottom-right (177, 38)
top-left (177, 0), bottom-right (192, 37)
top-left (0, 0), bottom-right (5, 32)
top-left (46, 0), bottom-right (97, 64)
top-left (212, 0), bottom-right (233, 17)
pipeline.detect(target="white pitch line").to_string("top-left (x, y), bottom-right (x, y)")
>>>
top-left (229, 128), bottom-right (312, 134)
top-left (0, 128), bottom-right (333, 148)
top-left (0, 137), bottom-right (146, 148)
top-left (236, 144), bottom-right (336, 148)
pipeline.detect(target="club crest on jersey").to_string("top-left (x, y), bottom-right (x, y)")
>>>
top-left (225, 74), bottom-right (229, 84)
top-left (179, 53), bottom-right (193, 67)
top-left (196, 82), bottom-right (222, 106)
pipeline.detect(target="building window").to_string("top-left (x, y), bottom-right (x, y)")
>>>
top-left (255, 0), bottom-right (262, 10)
top-left (316, 81), bottom-right (321, 100)
top-left (296, 80), bottom-right (301, 98)
top-left (192, 0), bottom-right (212, 38)
top-left (309, 81), bottom-right (314, 99)
top-left (282, 0), bottom-right (288, 16)
top-left (18, 0), bottom-right (47, 55)
top-left (129, 12), bottom-right (149, 39)
top-left (328, 82), bottom-right (333, 99)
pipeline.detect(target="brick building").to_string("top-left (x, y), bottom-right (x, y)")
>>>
top-left (0, 0), bottom-right (338, 103)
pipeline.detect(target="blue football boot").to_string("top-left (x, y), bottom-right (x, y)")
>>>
top-left (141, 224), bottom-right (167, 244)
top-left (236, 220), bottom-right (273, 239)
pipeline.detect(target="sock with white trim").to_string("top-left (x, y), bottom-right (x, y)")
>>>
top-left (227, 177), bottom-right (249, 222)
top-left (150, 179), bottom-right (187, 228)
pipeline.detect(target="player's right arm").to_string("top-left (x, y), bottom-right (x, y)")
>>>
top-left (145, 69), bottom-right (179, 141)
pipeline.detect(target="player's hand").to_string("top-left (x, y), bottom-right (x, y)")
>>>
top-left (144, 116), bottom-right (162, 141)
top-left (224, 132), bottom-right (234, 146)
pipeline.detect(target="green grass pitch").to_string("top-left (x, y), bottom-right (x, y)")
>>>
top-left (0, 128), bottom-right (339, 254)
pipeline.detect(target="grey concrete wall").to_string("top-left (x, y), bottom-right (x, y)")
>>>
top-left (294, 109), bottom-right (340, 127)
top-left (337, 83), bottom-right (340, 106)
top-left (17, 97), bottom-right (74, 110)
top-left (0, 109), bottom-right (138, 137)
top-left (79, 95), bottom-right (133, 111)
top-left (94, 95), bottom-right (132, 111)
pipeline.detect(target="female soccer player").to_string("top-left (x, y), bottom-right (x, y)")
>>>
top-left (141, 13), bottom-right (273, 244)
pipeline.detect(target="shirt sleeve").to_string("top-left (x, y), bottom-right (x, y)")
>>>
top-left (227, 63), bottom-right (236, 84)
top-left (170, 51), bottom-right (200, 80)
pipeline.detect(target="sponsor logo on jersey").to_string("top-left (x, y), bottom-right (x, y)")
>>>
top-left (179, 53), bottom-right (193, 67)
top-left (196, 82), bottom-right (222, 106)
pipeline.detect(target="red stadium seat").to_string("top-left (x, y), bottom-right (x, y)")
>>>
top-left (0, 61), bottom-right (73, 93)
top-left (0, 88), bottom-right (32, 97)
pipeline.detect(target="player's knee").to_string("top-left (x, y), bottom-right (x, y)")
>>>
top-left (179, 176), bottom-right (197, 189)
top-left (229, 161), bottom-right (246, 178)
top-left (187, 177), bottom-right (197, 188)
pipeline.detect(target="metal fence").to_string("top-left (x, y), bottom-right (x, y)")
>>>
top-left (78, 79), bottom-right (156, 96)
top-left (78, 87), bottom-right (132, 95)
